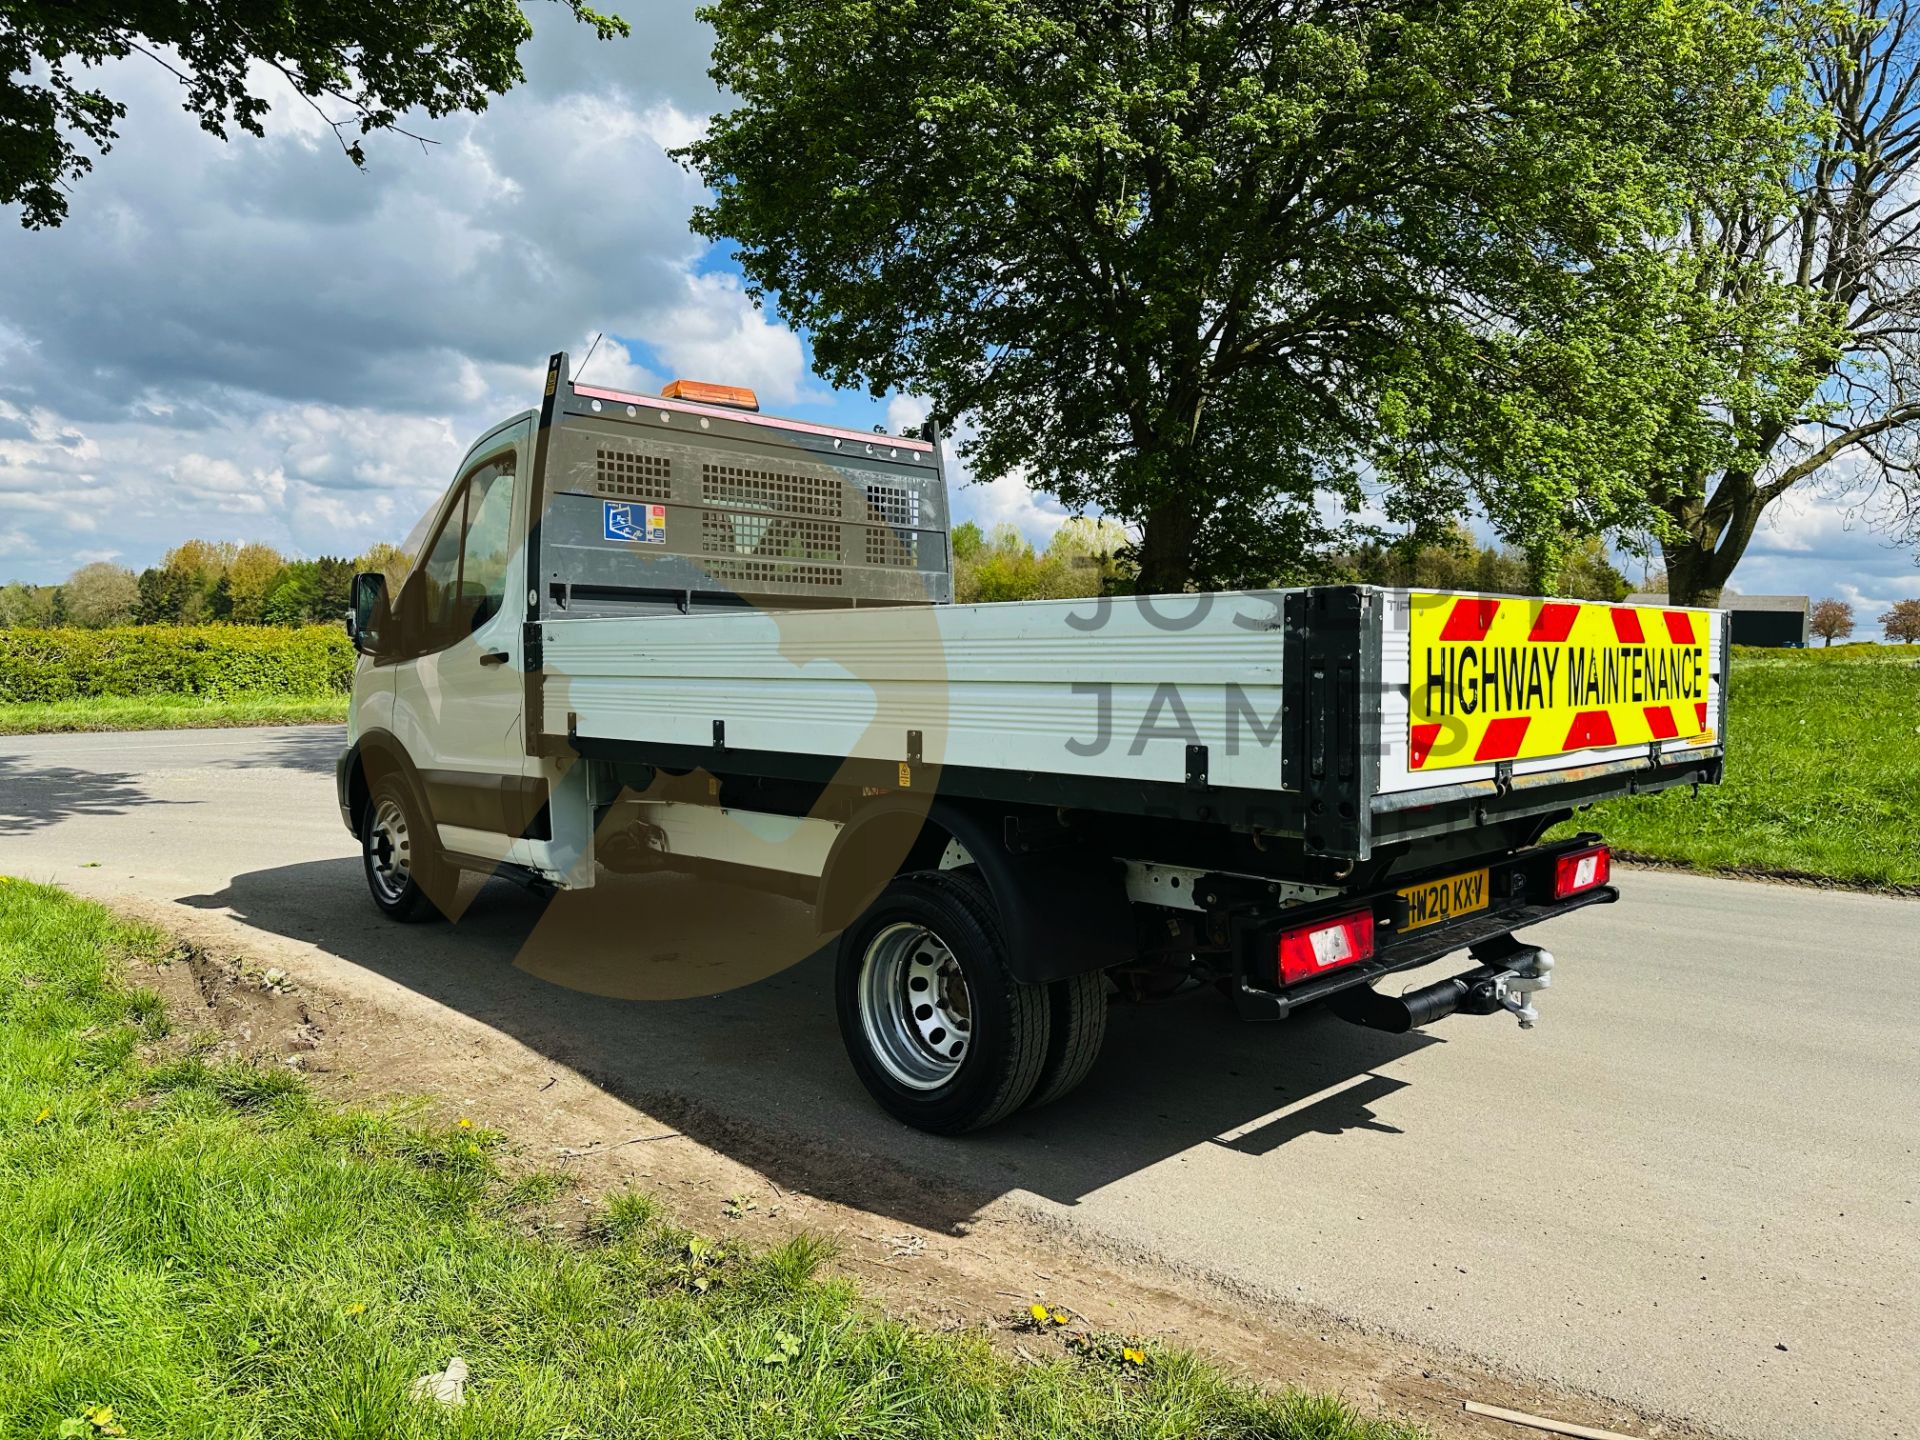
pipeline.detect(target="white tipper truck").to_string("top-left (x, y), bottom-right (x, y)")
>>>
top-left (338, 352), bottom-right (1730, 1133)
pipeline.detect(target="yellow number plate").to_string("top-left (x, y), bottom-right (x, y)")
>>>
top-left (1397, 867), bottom-right (1490, 933)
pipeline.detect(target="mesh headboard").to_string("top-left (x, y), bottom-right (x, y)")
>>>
top-left (538, 398), bottom-right (950, 614)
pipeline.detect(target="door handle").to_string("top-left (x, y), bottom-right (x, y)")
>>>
top-left (479, 649), bottom-right (511, 667)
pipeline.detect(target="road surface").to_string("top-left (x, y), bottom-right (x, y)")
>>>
top-left (3, 725), bottom-right (1915, 1440)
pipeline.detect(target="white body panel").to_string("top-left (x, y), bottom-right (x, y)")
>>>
top-left (543, 586), bottom-right (1725, 808)
top-left (543, 589), bottom-right (1297, 791)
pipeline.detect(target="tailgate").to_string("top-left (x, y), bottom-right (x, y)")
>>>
top-left (1375, 589), bottom-right (1728, 795)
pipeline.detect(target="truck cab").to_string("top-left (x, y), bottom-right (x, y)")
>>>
top-left (338, 352), bottom-right (1730, 1133)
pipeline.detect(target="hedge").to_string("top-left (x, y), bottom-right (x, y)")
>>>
top-left (0, 625), bottom-right (355, 703)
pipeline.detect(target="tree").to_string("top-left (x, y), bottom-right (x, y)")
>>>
top-left (264, 557), bottom-right (356, 625)
top-left (58, 562), bottom-right (137, 627)
top-left (685, 0), bottom-right (1800, 593)
top-left (224, 543), bottom-right (287, 623)
top-left (148, 539), bottom-right (236, 623)
top-left (1810, 597), bottom-right (1856, 645)
top-left (3, 0), bottom-right (626, 228)
top-left (1652, 2), bottom-right (1920, 605)
top-left (947, 522), bottom-right (984, 564)
top-left (1882, 597), bottom-right (1920, 642)
top-left (953, 523), bottom-right (1108, 603)
top-left (0, 580), bottom-right (55, 626)
top-left (1345, 526), bottom-right (1630, 601)
top-left (135, 564), bottom-right (194, 624)
top-left (355, 541), bottom-right (412, 590)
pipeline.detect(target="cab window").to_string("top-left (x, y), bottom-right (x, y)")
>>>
top-left (403, 453), bottom-right (516, 656)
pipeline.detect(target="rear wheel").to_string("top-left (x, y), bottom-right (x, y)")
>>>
top-left (835, 870), bottom-right (1051, 1134)
top-left (1026, 970), bottom-right (1109, 1110)
top-left (361, 773), bottom-right (452, 922)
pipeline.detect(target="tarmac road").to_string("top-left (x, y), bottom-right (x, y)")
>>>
top-left (4, 724), bottom-right (1916, 1440)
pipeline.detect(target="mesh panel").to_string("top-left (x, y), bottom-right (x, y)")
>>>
top-left (864, 483), bottom-right (918, 527)
top-left (865, 528), bottom-right (918, 567)
top-left (702, 510), bottom-right (842, 561)
top-left (701, 462), bottom-right (842, 517)
top-left (701, 556), bottom-right (845, 591)
top-left (596, 447), bottom-right (673, 500)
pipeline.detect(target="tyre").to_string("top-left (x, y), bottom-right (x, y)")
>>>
top-left (1026, 970), bottom-right (1109, 1110)
top-left (360, 772), bottom-right (452, 922)
top-left (835, 870), bottom-right (1051, 1134)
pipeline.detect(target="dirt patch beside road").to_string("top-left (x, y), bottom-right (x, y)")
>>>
top-left (122, 895), bottom-right (1710, 1440)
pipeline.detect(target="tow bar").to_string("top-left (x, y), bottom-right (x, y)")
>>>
top-left (1329, 940), bottom-right (1554, 1034)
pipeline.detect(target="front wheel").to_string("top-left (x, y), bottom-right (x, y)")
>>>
top-left (361, 773), bottom-right (452, 922)
top-left (835, 870), bottom-right (1051, 1134)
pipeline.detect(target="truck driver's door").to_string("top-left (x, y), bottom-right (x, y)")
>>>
top-left (389, 431), bottom-right (542, 860)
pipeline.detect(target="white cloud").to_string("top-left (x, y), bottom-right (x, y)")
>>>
top-left (886, 394), bottom-right (930, 434)
top-left (0, 21), bottom-right (825, 581)
top-left (641, 272), bottom-right (808, 403)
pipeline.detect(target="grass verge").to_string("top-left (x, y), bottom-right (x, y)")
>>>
top-left (0, 693), bottom-right (347, 734)
top-left (0, 879), bottom-right (1415, 1440)
top-left (1551, 650), bottom-right (1920, 890)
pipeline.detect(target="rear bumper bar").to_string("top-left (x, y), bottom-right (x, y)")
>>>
top-left (1230, 836), bottom-right (1615, 1020)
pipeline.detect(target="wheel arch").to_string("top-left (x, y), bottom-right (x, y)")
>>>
top-left (340, 729), bottom-right (428, 838)
top-left (815, 796), bottom-right (1135, 986)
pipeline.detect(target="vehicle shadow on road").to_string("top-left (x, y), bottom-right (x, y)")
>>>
top-left (182, 856), bottom-right (1444, 1235)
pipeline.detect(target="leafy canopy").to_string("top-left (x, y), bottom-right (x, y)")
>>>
top-left (2, 0), bottom-right (626, 228)
top-left (685, 0), bottom-right (1806, 591)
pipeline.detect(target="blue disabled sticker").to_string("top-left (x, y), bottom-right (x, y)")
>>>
top-left (604, 500), bottom-right (667, 544)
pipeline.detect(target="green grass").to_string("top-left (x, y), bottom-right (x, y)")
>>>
top-left (0, 693), bottom-right (347, 734)
top-left (0, 880), bottom-right (1414, 1440)
top-left (1551, 648), bottom-right (1920, 889)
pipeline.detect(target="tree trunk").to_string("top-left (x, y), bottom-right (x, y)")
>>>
top-left (1133, 495), bottom-right (1200, 595)
top-left (1659, 475), bottom-right (1764, 608)
top-left (1659, 542), bottom-right (1726, 608)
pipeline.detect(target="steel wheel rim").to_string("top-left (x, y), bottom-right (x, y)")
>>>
top-left (367, 795), bottom-right (413, 903)
top-left (858, 922), bottom-right (973, 1090)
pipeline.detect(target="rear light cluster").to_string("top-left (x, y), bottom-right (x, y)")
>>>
top-left (1277, 909), bottom-right (1375, 986)
top-left (1553, 844), bottom-right (1611, 899)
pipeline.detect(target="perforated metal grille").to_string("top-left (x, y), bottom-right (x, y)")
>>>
top-left (865, 528), bottom-right (918, 567)
top-left (596, 447), bottom-right (673, 500)
top-left (701, 462), bottom-right (842, 518)
top-left (701, 511), bottom-right (842, 562)
top-left (864, 483), bottom-right (918, 527)
top-left (701, 556), bottom-right (845, 591)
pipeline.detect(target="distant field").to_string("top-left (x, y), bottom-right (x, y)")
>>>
top-left (1552, 647), bottom-right (1920, 890)
top-left (0, 693), bottom-right (348, 734)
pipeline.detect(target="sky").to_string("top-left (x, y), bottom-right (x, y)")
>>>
top-left (0, 9), bottom-right (1915, 637)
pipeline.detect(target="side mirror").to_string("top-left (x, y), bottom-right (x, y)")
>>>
top-left (347, 572), bottom-right (390, 655)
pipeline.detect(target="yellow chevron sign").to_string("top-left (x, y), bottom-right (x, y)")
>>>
top-left (1408, 594), bottom-right (1712, 772)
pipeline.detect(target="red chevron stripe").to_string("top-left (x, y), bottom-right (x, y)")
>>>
top-left (1439, 596), bottom-right (1501, 642)
top-left (1563, 709), bottom-right (1618, 750)
top-left (1410, 723), bottom-right (1442, 770)
top-left (1474, 715), bottom-right (1531, 762)
top-left (1696, 701), bottom-right (1709, 729)
top-left (1663, 610), bottom-right (1696, 645)
top-left (1527, 602), bottom-right (1580, 643)
top-left (1610, 608), bottom-right (1645, 644)
top-left (1644, 705), bottom-right (1679, 740)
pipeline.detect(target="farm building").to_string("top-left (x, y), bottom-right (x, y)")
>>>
top-left (1626, 592), bottom-right (1811, 648)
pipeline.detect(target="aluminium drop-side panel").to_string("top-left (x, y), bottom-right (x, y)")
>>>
top-left (541, 590), bottom-right (1301, 791)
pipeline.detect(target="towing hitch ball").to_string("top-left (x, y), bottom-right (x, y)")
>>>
top-left (1329, 945), bottom-right (1553, 1034)
top-left (1493, 947), bottom-right (1553, 1029)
